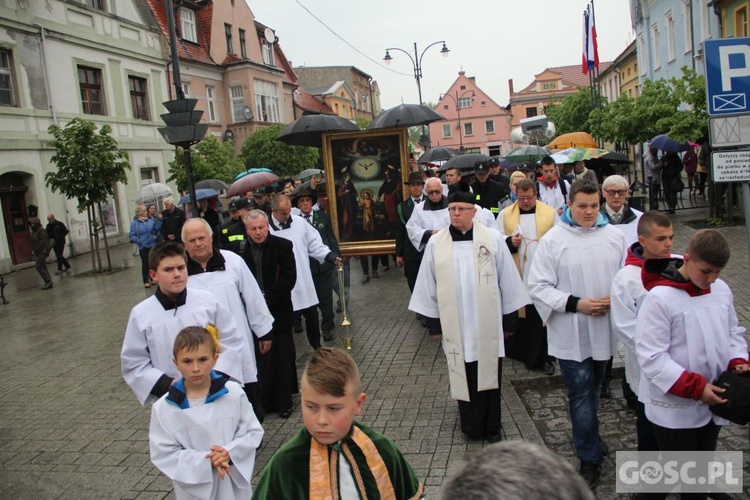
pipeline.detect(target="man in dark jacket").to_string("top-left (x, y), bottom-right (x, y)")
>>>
top-left (396, 172), bottom-right (427, 293)
top-left (160, 197), bottom-right (186, 243)
top-left (220, 197), bottom-right (254, 254)
top-left (29, 217), bottom-right (53, 289)
top-left (242, 209), bottom-right (298, 417)
top-left (472, 162), bottom-right (509, 218)
top-left (45, 214), bottom-right (71, 274)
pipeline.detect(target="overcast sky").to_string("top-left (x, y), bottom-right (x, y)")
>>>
top-left (248, 0), bottom-right (635, 112)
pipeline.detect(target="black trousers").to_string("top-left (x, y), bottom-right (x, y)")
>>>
top-left (312, 266), bottom-right (335, 332)
top-left (255, 327), bottom-right (298, 414)
top-left (298, 305), bottom-right (321, 349)
top-left (504, 304), bottom-right (549, 368)
top-left (360, 255), bottom-right (388, 274)
top-left (53, 244), bottom-right (70, 271)
top-left (139, 248), bottom-right (151, 284)
top-left (457, 358), bottom-right (503, 438)
top-left (403, 255), bottom-right (422, 294)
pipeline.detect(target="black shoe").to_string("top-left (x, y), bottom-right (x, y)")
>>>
top-left (293, 325), bottom-right (304, 333)
top-left (600, 384), bottom-right (612, 399)
top-left (543, 361), bottom-right (555, 376)
top-left (579, 461), bottom-right (601, 489)
top-left (372, 270), bottom-right (379, 278)
top-left (279, 408), bottom-right (292, 419)
top-left (42, 282), bottom-right (53, 290)
top-left (361, 274), bottom-right (370, 284)
top-left (323, 330), bottom-right (333, 342)
top-left (599, 437), bottom-right (609, 456)
top-left (484, 431), bottom-right (503, 444)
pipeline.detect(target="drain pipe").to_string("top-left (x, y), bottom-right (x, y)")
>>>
top-left (37, 24), bottom-right (76, 256)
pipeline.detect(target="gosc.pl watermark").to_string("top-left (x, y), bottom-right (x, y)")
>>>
top-left (616, 451), bottom-right (743, 493)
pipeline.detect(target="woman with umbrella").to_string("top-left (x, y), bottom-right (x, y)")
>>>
top-left (129, 204), bottom-right (162, 288)
top-left (660, 152), bottom-right (684, 213)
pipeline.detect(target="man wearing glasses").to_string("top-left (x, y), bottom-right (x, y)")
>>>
top-left (409, 184), bottom-right (529, 443)
top-left (406, 177), bottom-right (450, 253)
top-left (600, 175), bottom-right (642, 246)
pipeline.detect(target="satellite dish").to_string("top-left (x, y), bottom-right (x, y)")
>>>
top-left (242, 106), bottom-right (253, 121)
top-left (264, 27), bottom-right (275, 44)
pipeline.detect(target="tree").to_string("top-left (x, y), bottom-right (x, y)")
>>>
top-left (46, 118), bottom-right (131, 273)
top-left (239, 124), bottom-right (319, 178)
top-left (666, 67), bottom-right (708, 142)
top-left (355, 117), bottom-right (371, 130)
top-left (167, 135), bottom-right (244, 192)
top-left (544, 87), bottom-right (607, 135)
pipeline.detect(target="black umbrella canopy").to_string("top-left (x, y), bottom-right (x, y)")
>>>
top-left (276, 114), bottom-right (359, 148)
top-left (417, 146), bottom-right (458, 164)
top-left (195, 179), bottom-right (230, 191)
top-left (367, 104), bottom-right (445, 130)
top-left (438, 153), bottom-right (490, 172)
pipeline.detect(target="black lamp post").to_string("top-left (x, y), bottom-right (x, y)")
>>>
top-left (439, 90), bottom-right (475, 152)
top-left (383, 41), bottom-right (449, 149)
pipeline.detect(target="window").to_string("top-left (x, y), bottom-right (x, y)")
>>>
top-left (230, 85), bottom-right (244, 123)
top-left (458, 97), bottom-right (472, 108)
top-left (651, 23), bottom-right (660, 68)
top-left (481, 101), bottom-right (486, 107)
top-left (443, 105), bottom-right (449, 110)
top-left (460, 85), bottom-right (466, 90)
top-left (736, 6), bottom-right (748, 37)
top-left (665, 12), bottom-right (675, 61)
top-left (225, 24), bottom-right (234, 54)
top-left (442, 124), bottom-right (452, 138)
top-left (88, 0), bottom-right (105, 9)
top-left (681, 1), bottom-right (693, 54)
top-left (141, 167), bottom-right (158, 185)
top-left (128, 76), bottom-right (149, 120)
top-left (485, 120), bottom-right (495, 134)
top-left (181, 82), bottom-right (191, 97)
top-left (488, 145), bottom-right (501, 156)
top-left (254, 79), bottom-right (280, 122)
top-left (262, 42), bottom-right (274, 65)
top-left (206, 86), bottom-right (217, 122)
top-left (638, 34), bottom-right (647, 75)
top-left (464, 122), bottom-right (473, 136)
top-left (700, 3), bottom-right (709, 42)
top-left (180, 8), bottom-right (197, 43)
top-left (78, 66), bottom-right (105, 115)
top-left (239, 29), bottom-right (247, 58)
top-left (0, 50), bottom-right (16, 107)
top-left (526, 106), bottom-right (537, 118)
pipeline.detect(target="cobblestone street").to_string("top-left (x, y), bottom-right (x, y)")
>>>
top-left (0, 206), bottom-right (748, 499)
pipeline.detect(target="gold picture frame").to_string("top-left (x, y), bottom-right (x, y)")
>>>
top-left (322, 129), bottom-right (410, 256)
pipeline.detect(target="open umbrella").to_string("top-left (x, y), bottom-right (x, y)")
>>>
top-left (552, 147), bottom-right (632, 165)
top-left (139, 183), bottom-right (173, 203)
top-left (649, 134), bottom-right (689, 152)
top-left (367, 104), bottom-right (444, 129)
top-left (228, 171), bottom-right (281, 197)
top-left (438, 153), bottom-right (490, 172)
top-left (276, 114), bottom-right (359, 148)
top-left (294, 168), bottom-right (324, 180)
top-left (418, 146), bottom-right (457, 164)
top-left (178, 188), bottom-right (219, 206)
top-left (195, 179), bottom-right (229, 191)
top-left (548, 131), bottom-right (597, 149)
top-left (504, 145), bottom-right (549, 163)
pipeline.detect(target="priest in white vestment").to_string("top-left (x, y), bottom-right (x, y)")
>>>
top-left (527, 180), bottom-right (627, 488)
top-left (409, 184), bottom-right (530, 442)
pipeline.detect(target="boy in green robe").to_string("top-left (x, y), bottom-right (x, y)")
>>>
top-left (253, 347), bottom-right (424, 499)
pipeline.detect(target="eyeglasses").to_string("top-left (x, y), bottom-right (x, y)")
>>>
top-left (426, 189), bottom-right (442, 195)
top-left (517, 195), bottom-right (536, 201)
top-left (448, 206), bottom-right (473, 213)
top-left (604, 189), bottom-right (628, 197)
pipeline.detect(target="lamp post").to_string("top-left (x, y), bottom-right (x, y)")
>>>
top-left (439, 90), bottom-right (475, 152)
top-left (383, 41), bottom-right (449, 148)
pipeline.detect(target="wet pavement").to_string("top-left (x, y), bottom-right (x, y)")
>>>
top-left (0, 205), bottom-right (748, 499)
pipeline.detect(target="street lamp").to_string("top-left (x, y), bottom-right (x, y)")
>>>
top-left (439, 90), bottom-right (475, 151)
top-left (383, 41), bottom-right (449, 148)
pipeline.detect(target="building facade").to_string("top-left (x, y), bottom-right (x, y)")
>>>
top-left (293, 66), bottom-right (380, 122)
top-left (429, 71), bottom-right (512, 156)
top-left (0, 0), bottom-right (174, 272)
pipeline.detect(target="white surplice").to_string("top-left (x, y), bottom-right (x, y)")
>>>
top-left (635, 279), bottom-right (748, 428)
top-left (527, 222), bottom-right (627, 362)
top-left (408, 226), bottom-right (530, 363)
top-left (270, 214), bottom-right (331, 311)
top-left (149, 381), bottom-right (264, 499)
top-left (187, 250), bottom-right (274, 384)
top-left (610, 264), bottom-right (647, 396)
top-left (121, 288), bottom-right (245, 406)
top-left (493, 209), bottom-right (560, 285)
top-left (406, 203), bottom-right (493, 252)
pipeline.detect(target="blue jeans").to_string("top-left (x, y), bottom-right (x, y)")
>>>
top-left (558, 357), bottom-right (608, 463)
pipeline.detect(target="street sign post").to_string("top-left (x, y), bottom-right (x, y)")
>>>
top-left (711, 150), bottom-right (750, 182)
top-left (705, 38), bottom-right (750, 116)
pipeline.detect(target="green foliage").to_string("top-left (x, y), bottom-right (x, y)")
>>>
top-left (167, 135), bottom-right (244, 192)
top-left (667, 67), bottom-right (708, 142)
top-left (544, 87), bottom-right (606, 135)
top-left (45, 118), bottom-right (131, 213)
top-left (239, 124), bottom-right (319, 178)
top-left (355, 117), bottom-right (371, 130)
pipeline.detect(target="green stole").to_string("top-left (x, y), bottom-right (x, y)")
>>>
top-left (434, 223), bottom-right (500, 402)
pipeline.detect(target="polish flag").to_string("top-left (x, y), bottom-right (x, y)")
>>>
top-left (582, 4), bottom-right (599, 75)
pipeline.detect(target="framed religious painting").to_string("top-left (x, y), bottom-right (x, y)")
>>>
top-left (322, 129), bottom-right (410, 256)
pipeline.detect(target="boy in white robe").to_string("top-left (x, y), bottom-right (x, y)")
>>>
top-left (610, 210), bottom-right (675, 453)
top-left (121, 242), bottom-right (245, 406)
top-left (149, 326), bottom-right (263, 500)
top-left (636, 230), bottom-right (748, 473)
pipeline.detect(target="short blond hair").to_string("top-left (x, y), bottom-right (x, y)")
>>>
top-left (302, 347), bottom-right (361, 397)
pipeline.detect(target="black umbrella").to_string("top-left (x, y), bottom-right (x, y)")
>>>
top-left (195, 179), bottom-right (229, 191)
top-left (367, 104), bottom-right (445, 130)
top-left (649, 134), bottom-right (688, 153)
top-left (417, 146), bottom-right (458, 164)
top-left (276, 114), bottom-right (359, 148)
top-left (438, 153), bottom-right (490, 172)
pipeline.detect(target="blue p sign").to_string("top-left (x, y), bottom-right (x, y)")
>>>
top-left (705, 38), bottom-right (750, 116)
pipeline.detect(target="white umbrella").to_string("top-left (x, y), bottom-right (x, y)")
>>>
top-left (139, 183), bottom-right (173, 203)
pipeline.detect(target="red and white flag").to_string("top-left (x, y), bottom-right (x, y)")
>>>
top-left (582, 3), bottom-right (599, 75)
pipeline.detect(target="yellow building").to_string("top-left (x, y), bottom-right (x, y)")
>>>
top-left (716, 0), bottom-right (750, 37)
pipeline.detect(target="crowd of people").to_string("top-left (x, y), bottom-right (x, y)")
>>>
top-left (117, 157), bottom-right (747, 498)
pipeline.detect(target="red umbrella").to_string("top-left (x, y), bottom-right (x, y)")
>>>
top-left (228, 171), bottom-right (281, 197)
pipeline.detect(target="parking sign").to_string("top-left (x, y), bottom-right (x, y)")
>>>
top-left (705, 38), bottom-right (750, 116)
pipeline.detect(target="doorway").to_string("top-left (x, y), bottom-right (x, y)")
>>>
top-left (1, 188), bottom-right (32, 265)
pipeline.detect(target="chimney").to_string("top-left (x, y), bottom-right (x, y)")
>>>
top-left (469, 76), bottom-right (475, 83)
top-left (508, 79), bottom-right (514, 95)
